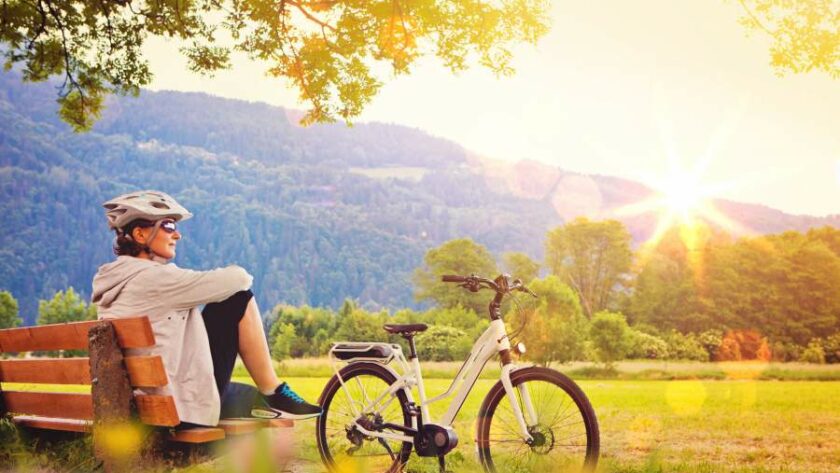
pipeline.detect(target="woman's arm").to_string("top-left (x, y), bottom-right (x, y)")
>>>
top-left (140, 264), bottom-right (254, 310)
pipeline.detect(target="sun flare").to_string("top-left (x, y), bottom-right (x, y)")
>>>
top-left (614, 161), bottom-right (746, 254)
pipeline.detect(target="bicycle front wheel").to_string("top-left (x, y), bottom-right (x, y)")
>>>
top-left (316, 362), bottom-right (413, 473)
top-left (476, 366), bottom-right (599, 473)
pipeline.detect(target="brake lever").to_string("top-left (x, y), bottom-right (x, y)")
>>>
top-left (516, 286), bottom-right (538, 298)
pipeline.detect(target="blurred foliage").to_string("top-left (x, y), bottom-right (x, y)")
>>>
top-left (37, 287), bottom-right (96, 325)
top-left (736, 0), bottom-right (839, 79)
top-left (0, 290), bottom-right (21, 329)
top-left (545, 217), bottom-right (633, 318)
top-left (506, 275), bottom-right (587, 365)
top-left (0, 0), bottom-right (549, 130)
top-left (36, 287), bottom-right (96, 357)
top-left (589, 311), bottom-right (631, 368)
top-left (413, 238), bottom-right (499, 314)
top-left (501, 251), bottom-right (540, 283)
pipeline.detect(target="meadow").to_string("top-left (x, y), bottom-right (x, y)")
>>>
top-left (254, 376), bottom-right (840, 473)
top-left (248, 359), bottom-right (840, 473)
top-left (2, 361), bottom-right (839, 473)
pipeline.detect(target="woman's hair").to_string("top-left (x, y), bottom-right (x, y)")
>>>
top-left (112, 219), bottom-right (154, 256)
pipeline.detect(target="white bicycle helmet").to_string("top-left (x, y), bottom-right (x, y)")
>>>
top-left (103, 190), bottom-right (193, 231)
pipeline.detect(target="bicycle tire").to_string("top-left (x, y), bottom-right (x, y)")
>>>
top-left (316, 362), bottom-right (413, 472)
top-left (476, 366), bottom-right (599, 473)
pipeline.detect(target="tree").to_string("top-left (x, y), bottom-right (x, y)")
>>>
top-left (1, 0), bottom-right (550, 131)
top-left (270, 322), bottom-right (297, 362)
top-left (507, 276), bottom-right (587, 365)
top-left (37, 288), bottom-right (96, 357)
top-left (588, 311), bottom-right (631, 368)
top-left (502, 252), bottom-right (540, 283)
top-left (37, 287), bottom-right (96, 325)
top-left (736, 0), bottom-right (839, 79)
top-left (0, 291), bottom-right (21, 329)
top-left (413, 238), bottom-right (498, 314)
top-left (626, 228), bottom-right (710, 332)
top-left (415, 325), bottom-right (471, 362)
top-left (544, 218), bottom-right (632, 318)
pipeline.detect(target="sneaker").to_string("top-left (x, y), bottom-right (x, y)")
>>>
top-left (251, 382), bottom-right (322, 420)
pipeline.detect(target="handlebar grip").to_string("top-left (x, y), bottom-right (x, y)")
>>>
top-left (441, 275), bottom-right (466, 283)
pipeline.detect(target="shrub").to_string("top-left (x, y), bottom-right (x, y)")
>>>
top-left (769, 341), bottom-right (803, 362)
top-left (663, 331), bottom-right (708, 361)
top-left (697, 329), bottom-right (723, 360)
top-left (507, 276), bottom-right (587, 365)
top-left (416, 325), bottom-right (472, 361)
top-left (821, 333), bottom-right (840, 364)
top-left (714, 330), bottom-right (771, 361)
top-left (589, 311), bottom-right (631, 367)
top-left (800, 339), bottom-right (826, 364)
top-left (627, 330), bottom-right (669, 359)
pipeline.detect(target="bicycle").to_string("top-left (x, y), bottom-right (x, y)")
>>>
top-left (315, 274), bottom-right (600, 472)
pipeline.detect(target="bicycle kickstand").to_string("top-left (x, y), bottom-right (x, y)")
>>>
top-left (437, 454), bottom-right (448, 473)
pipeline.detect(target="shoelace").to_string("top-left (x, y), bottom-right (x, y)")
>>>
top-left (280, 383), bottom-right (305, 404)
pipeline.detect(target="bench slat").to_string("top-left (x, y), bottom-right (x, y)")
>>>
top-left (12, 415), bottom-right (91, 433)
top-left (135, 394), bottom-right (179, 427)
top-left (0, 355), bottom-right (168, 387)
top-left (0, 358), bottom-right (91, 384)
top-left (125, 356), bottom-right (168, 388)
top-left (3, 391), bottom-right (179, 427)
top-left (0, 317), bottom-right (155, 353)
top-left (2, 391), bottom-right (94, 419)
top-left (168, 427), bottom-right (225, 443)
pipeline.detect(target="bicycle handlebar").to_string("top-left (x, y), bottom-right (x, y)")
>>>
top-left (441, 275), bottom-right (466, 283)
top-left (440, 274), bottom-right (537, 297)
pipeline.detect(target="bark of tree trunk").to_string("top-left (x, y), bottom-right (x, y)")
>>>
top-left (88, 321), bottom-right (139, 472)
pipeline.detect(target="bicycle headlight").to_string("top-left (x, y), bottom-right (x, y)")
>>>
top-left (514, 342), bottom-right (526, 355)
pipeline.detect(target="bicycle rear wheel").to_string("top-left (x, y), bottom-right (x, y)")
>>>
top-left (476, 366), bottom-right (599, 473)
top-left (316, 362), bottom-right (413, 472)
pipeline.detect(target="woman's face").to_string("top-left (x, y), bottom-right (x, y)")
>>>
top-left (132, 219), bottom-right (181, 259)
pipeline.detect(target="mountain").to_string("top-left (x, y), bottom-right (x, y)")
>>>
top-left (1, 70), bottom-right (836, 324)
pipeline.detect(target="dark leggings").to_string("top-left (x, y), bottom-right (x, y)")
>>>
top-left (200, 290), bottom-right (260, 421)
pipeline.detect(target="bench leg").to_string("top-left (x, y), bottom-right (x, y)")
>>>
top-left (89, 322), bottom-right (140, 472)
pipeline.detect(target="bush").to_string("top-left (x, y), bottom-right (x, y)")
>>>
top-left (507, 276), bottom-right (587, 365)
top-left (663, 331), bottom-right (708, 361)
top-left (697, 329), bottom-right (723, 360)
top-left (821, 333), bottom-right (840, 364)
top-left (800, 339), bottom-right (826, 364)
top-left (769, 341), bottom-right (803, 362)
top-left (714, 330), bottom-right (771, 361)
top-left (627, 330), bottom-right (669, 359)
top-left (589, 311), bottom-right (631, 367)
top-left (416, 325), bottom-right (472, 361)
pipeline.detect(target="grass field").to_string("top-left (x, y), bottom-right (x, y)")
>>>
top-left (3, 361), bottom-right (839, 472)
top-left (246, 374), bottom-right (840, 473)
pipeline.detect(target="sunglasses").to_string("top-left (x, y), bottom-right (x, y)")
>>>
top-left (159, 220), bottom-right (178, 234)
top-left (136, 219), bottom-right (178, 234)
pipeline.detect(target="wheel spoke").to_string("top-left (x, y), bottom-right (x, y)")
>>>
top-left (317, 366), bottom-right (413, 472)
top-left (477, 369), bottom-right (598, 473)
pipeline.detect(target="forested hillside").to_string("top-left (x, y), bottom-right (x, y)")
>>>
top-left (1, 70), bottom-right (837, 324)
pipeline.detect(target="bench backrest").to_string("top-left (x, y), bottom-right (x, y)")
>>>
top-left (0, 317), bottom-right (180, 427)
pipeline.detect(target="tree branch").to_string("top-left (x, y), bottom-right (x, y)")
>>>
top-left (43, 0), bottom-right (83, 104)
top-left (286, 0), bottom-right (336, 32)
top-left (737, 0), bottom-right (776, 36)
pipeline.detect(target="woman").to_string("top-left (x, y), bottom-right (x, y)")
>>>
top-left (91, 190), bottom-right (321, 428)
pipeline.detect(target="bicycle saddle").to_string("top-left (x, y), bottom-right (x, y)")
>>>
top-left (382, 323), bottom-right (428, 335)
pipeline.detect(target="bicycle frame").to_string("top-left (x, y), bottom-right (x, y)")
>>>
top-left (329, 318), bottom-right (536, 445)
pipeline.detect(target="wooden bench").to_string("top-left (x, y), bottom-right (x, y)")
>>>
top-left (0, 316), bottom-right (292, 468)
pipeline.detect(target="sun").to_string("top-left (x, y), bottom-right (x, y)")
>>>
top-left (659, 170), bottom-right (708, 224)
top-left (614, 160), bottom-right (745, 252)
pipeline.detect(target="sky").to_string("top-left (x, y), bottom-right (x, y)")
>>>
top-left (144, 0), bottom-right (840, 217)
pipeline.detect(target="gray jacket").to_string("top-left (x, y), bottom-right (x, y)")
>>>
top-left (91, 255), bottom-right (253, 426)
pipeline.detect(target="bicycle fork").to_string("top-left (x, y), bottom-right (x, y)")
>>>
top-left (500, 364), bottom-right (536, 443)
